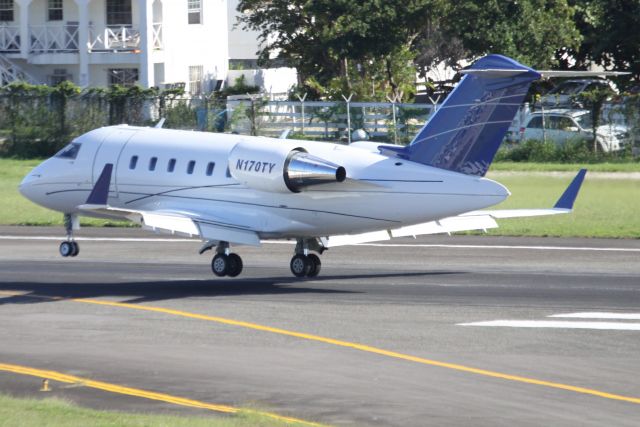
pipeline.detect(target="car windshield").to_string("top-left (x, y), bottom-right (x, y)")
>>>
top-left (575, 113), bottom-right (593, 130)
top-left (548, 82), bottom-right (584, 95)
top-left (55, 142), bottom-right (81, 159)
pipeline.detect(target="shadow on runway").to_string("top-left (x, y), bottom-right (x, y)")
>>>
top-left (0, 271), bottom-right (461, 306)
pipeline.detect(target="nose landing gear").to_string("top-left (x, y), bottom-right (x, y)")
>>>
top-left (60, 213), bottom-right (79, 257)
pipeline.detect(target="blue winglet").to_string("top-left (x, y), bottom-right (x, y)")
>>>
top-left (86, 163), bottom-right (113, 205)
top-left (554, 169), bottom-right (587, 210)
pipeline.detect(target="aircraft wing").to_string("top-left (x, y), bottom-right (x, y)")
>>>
top-left (322, 169), bottom-right (586, 247)
top-left (77, 164), bottom-right (261, 246)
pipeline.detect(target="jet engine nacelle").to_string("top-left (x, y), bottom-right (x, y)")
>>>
top-left (228, 140), bottom-right (346, 193)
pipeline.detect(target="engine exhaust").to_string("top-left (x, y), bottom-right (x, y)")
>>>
top-left (284, 151), bottom-right (347, 193)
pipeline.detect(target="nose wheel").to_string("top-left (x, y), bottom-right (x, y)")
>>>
top-left (59, 213), bottom-right (79, 257)
top-left (59, 241), bottom-right (79, 257)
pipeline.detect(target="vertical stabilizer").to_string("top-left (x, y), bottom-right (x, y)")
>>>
top-left (403, 55), bottom-right (540, 176)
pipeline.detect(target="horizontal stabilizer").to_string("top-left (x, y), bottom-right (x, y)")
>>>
top-left (538, 71), bottom-right (630, 78)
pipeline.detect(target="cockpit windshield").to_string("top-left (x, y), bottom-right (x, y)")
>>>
top-left (55, 142), bottom-right (81, 159)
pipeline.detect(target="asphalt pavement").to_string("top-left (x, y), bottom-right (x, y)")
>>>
top-left (0, 226), bottom-right (639, 426)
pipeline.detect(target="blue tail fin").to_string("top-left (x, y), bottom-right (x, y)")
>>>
top-left (403, 55), bottom-right (540, 176)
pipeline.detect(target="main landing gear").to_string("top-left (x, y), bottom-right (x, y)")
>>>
top-left (201, 238), bottom-right (325, 279)
top-left (204, 241), bottom-right (243, 277)
top-left (59, 213), bottom-right (79, 258)
top-left (289, 238), bottom-right (322, 278)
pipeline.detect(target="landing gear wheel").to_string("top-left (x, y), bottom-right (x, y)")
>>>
top-left (290, 254), bottom-right (311, 277)
top-left (306, 254), bottom-right (321, 277)
top-left (59, 241), bottom-right (74, 257)
top-left (227, 253), bottom-right (243, 277)
top-left (211, 253), bottom-right (229, 277)
top-left (70, 241), bottom-right (79, 257)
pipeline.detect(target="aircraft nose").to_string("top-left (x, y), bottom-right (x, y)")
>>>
top-left (19, 166), bottom-right (44, 201)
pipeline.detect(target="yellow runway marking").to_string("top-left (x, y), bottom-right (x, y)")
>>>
top-left (0, 362), bottom-right (324, 426)
top-left (3, 290), bottom-right (640, 406)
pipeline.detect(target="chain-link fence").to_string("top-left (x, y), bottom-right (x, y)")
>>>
top-left (1, 90), bottom-right (639, 160)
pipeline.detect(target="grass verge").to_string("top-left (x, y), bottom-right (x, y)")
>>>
top-left (490, 161), bottom-right (640, 172)
top-left (2, 159), bottom-right (638, 238)
top-left (0, 393), bottom-right (309, 427)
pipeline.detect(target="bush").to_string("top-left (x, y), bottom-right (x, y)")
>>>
top-left (496, 138), bottom-right (638, 164)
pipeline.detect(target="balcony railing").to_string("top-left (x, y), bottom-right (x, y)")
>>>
top-left (152, 22), bottom-right (162, 50)
top-left (89, 25), bottom-right (140, 51)
top-left (30, 25), bottom-right (79, 53)
top-left (1, 23), bottom-right (163, 55)
top-left (0, 25), bottom-right (20, 53)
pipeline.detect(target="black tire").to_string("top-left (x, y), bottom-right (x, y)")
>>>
top-left (211, 253), bottom-right (229, 277)
top-left (290, 254), bottom-right (310, 277)
top-left (59, 241), bottom-right (73, 257)
top-left (227, 253), bottom-right (243, 277)
top-left (306, 254), bottom-right (321, 277)
top-left (70, 241), bottom-right (79, 257)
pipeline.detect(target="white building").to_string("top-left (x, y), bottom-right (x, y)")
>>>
top-left (0, 0), bottom-right (228, 95)
top-left (226, 0), bottom-right (296, 97)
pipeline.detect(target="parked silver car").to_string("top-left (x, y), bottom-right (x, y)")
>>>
top-left (519, 109), bottom-right (628, 152)
top-left (539, 79), bottom-right (616, 108)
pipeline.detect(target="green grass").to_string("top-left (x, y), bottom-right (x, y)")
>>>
top-left (0, 393), bottom-right (310, 427)
top-left (0, 158), bottom-right (128, 226)
top-left (490, 161), bottom-right (640, 172)
top-left (484, 172), bottom-right (640, 238)
top-left (2, 159), bottom-right (639, 238)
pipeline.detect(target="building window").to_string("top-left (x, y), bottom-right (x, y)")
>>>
top-left (109, 68), bottom-right (138, 86)
top-left (187, 0), bottom-right (201, 24)
top-left (187, 160), bottom-right (195, 174)
top-left (167, 158), bottom-right (176, 172)
top-left (0, 0), bottom-right (13, 22)
top-left (129, 155), bottom-right (138, 170)
top-left (206, 162), bottom-right (215, 176)
top-left (107, 0), bottom-right (132, 26)
top-left (48, 0), bottom-right (63, 21)
top-left (189, 65), bottom-right (203, 96)
top-left (149, 157), bottom-right (157, 171)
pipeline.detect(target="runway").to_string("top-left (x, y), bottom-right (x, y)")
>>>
top-left (1, 226), bottom-right (639, 426)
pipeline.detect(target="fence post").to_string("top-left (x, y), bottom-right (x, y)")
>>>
top-left (387, 94), bottom-right (399, 144)
top-left (296, 93), bottom-right (307, 135)
top-left (342, 93), bottom-right (354, 144)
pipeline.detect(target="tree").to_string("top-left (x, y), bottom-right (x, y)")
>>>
top-left (438, 0), bottom-right (581, 70)
top-left (562, 0), bottom-right (640, 82)
top-left (236, 0), bottom-right (443, 101)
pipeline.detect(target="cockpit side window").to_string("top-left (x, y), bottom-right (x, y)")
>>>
top-left (55, 143), bottom-right (81, 159)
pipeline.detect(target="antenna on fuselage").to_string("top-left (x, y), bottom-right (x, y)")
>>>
top-left (154, 118), bottom-right (166, 129)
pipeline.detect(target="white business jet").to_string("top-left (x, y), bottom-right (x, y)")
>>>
top-left (20, 54), bottom-right (586, 278)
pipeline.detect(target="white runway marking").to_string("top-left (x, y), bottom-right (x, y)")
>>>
top-left (358, 243), bottom-right (640, 252)
top-left (549, 312), bottom-right (640, 320)
top-left (458, 320), bottom-right (640, 331)
top-left (1, 236), bottom-right (639, 252)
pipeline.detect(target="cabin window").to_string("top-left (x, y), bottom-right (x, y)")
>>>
top-left (149, 157), bottom-right (157, 171)
top-left (187, 160), bottom-right (196, 174)
top-left (129, 155), bottom-right (138, 170)
top-left (167, 158), bottom-right (176, 172)
top-left (206, 162), bottom-right (215, 176)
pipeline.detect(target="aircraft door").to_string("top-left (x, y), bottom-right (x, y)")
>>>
top-left (92, 128), bottom-right (138, 198)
